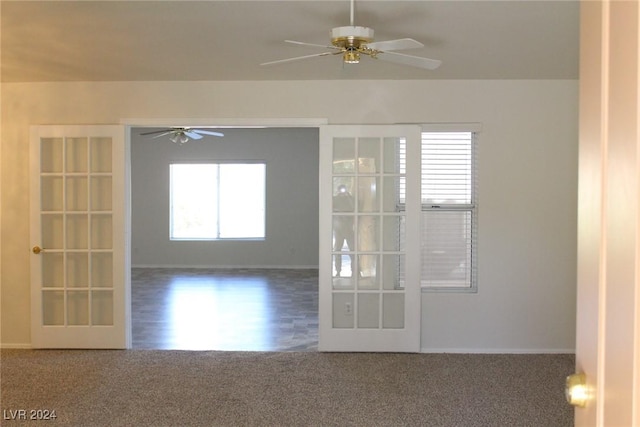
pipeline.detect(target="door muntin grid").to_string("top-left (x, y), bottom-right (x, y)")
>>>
top-left (331, 136), bottom-right (406, 329)
top-left (39, 137), bottom-right (114, 327)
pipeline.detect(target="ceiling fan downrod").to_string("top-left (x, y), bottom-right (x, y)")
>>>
top-left (350, 0), bottom-right (355, 26)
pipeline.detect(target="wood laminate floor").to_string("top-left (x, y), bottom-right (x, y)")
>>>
top-left (132, 268), bottom-right (318, 351)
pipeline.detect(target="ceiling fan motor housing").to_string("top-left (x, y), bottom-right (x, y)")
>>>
top-left (331, 26), bottom-right (374, 63)
top-left (331, 26), bottom-right (374, 48)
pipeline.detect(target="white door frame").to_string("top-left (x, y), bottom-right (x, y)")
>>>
top-left (120, 118), bottom-right (328, 347)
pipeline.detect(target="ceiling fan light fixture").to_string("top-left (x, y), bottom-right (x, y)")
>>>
top-left (169, 132), bottom-right (190, 144)
top-left (260, 0), bottom-right (442, 71)
top-left (140, 127), bottom-right (224, 143)
top-left (343, 50), bottom-right (360, 64)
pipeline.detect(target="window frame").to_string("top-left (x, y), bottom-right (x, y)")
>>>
top-left (420, 124), bottom-right (480, 293)
top-left (169, 161), bottom-right (267, 241)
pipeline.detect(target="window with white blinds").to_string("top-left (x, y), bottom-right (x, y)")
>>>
top-left (421, 131), bottom-right (477, 291)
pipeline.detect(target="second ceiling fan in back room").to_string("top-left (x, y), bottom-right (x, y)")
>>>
top-left (261, 0), bottom-right (442, 70)
top-left (140, 127), bottom-right (224, 144)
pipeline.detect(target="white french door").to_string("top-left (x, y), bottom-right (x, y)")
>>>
top-left (30, 125), bottom-right (129, 348)
top-left (318, 125), bottom-right (422, 352)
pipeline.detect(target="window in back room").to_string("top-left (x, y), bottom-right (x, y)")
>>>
top-left (169, 162), bottom-right (266, 240)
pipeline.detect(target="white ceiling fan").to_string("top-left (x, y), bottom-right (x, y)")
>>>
top-left (261, 0), bottom-right (442, 70)
top-left (140, 127), bottom-right (224, 144)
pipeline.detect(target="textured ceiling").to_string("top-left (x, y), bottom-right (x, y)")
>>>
top-left (1, 0), bottom-right (579, 82)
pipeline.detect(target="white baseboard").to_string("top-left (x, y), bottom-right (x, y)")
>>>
top-left (1, 344), bottom-right (574, 353)
top-left (1, 343), bottom-right (32, 349)
top-left (421, 347), bottom-right (576, 354)
top-left (132, 264), bottom-right (319, 269)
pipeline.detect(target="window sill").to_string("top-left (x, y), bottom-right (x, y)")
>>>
top-left (421, 285), bottom-right (478, 294)
top-left (170, 238), bottom-right (266, 242)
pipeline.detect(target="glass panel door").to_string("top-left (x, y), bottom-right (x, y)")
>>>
top-left (319, 125), bottom-right (421, 352)
top-left (30, 126), bottom-right (128, 348)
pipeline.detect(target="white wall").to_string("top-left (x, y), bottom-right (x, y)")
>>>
top-left (131, 127), bottom-right (319, 268)
top-left (1, 79), bottom-right (578, 352)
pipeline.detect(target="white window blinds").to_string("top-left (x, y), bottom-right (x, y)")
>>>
top-left (421, 131), bottom-right (477, 291)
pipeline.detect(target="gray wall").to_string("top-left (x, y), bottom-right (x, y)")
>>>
top-left (131, 127), bottom-right (319, 268)
top-left (2, 79), bottom-right (577, 352)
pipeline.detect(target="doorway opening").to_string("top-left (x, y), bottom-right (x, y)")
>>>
top-left (129, 126), bottom-right (320, 351)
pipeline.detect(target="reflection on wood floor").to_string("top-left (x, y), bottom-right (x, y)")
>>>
top-left (132, 268), bottom-right (318, 351)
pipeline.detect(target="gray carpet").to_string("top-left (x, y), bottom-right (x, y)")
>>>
top-left (1, 350), bottom-right (574, 426)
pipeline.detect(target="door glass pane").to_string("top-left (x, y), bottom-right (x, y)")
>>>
top-left (91, 177), bottom-right (112, 211)
top-left (332, 178), bottom-right (355, 212)
top-left (382, 216), bottom-right (404, 251)
top-left (382, 255), bottom-right (404, 290)
top-left (358, 293), bottom-right (379, 328)
top-left (67, 253), bottom-right (88, 288)
top-left (41, 138), bottom-right (63, 173)
top-left (333, 138), bottom-right (355, 173)
top-left (332, 293), bottom-right (354, 328)
top-left (67, 291), bottom-right (89, 325)
top-left (382, 294), bottom-right (404, 328)
top-left (91, 137), bottom-right (112, 173)
top-left (65, 138), bottom-right (88, 173)
top-left (91, 291), bottom-right (114, 325)
top-left (66, 177), bottom-right (88, 211)
top-left (383, 138), bottom-right (404, 174)
top-left (358, 138), bottom-right (380, 173)
top-left (42, 215), bottom-right (63, 249)
top-left (91, 215), bottom-right (112, 249)
top-left (91, 253), bottom-right (113, 288)
top-left (358, 254), bottom-right (379, 289)
top-left (42, 253), bottom-right (64, 288)
top-left (66, 215), bottom-right (88, 249)
top-left (332, 255), bottom-right (355, 289)
top-left (357, 215), bottom-right (379, 252)
top-left (42, 291), bottom-right (65, 326)
top-left (358, 177), bottom-right (378, 212)
top-left (333, 215), bottom-right (355, 252)
top-left (382, 176), bottom-right (403, 212)
top-left (41, 177), bottom-right (63, 211)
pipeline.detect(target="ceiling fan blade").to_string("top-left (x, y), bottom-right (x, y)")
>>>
top-left (285, 40), bottom-right (342, 50)
top-left (184, 131), bottom-right (203, 140)
top-left (193, 130), bottom-right (225, 137)
top-left (364, 38), bottom-right (424, 52)
top-left (140, 129), bottom-right (174, 136)
top-left (149, 131), bottom-right (176, 139)
top-left (375, 51), bottom-right (442, 70)
top-left (261, 51), bottom-right (339, 66)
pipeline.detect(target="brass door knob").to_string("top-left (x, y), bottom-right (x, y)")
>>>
top-left (32, 246), bottom-right (43, 254)
top-left (565, 373), bottom-right (588, 407)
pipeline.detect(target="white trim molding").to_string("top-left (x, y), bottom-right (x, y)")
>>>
top-left (1, 343), bottom-right (32, 349)
top-left (421, 347), bottom-right (576, 354)
top-left (121, 118), bottom-right (329, 128)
